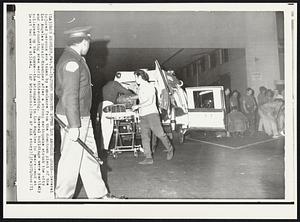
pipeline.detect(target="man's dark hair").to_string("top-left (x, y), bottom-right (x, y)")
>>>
top-left (134, 69), bottom-right (149, 82)
top-left (259, 86), bottom-right (267, 92)
top-left (246, 87), bottom-right (254, 94)
top-left (267, 89), bottom-right (274, 97)
top-left (232, 90), bottom-right (239, 96)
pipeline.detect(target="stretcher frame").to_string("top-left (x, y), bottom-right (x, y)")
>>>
top-left (106, 105), bottom-right (143, 158)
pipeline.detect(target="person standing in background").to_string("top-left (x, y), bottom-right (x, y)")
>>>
top-left (224, 88), bottom-right (231, 113)
top-left (216, 88), bottom-right (231, 138)
top-left (241, 88), bottom-right (257, 136)
top-left (258, 99), bottom-right (283, 138)
top-left (266, 89), bottom-right (274, 103)
top-left (257, 86), bottom-right (268, 106)
top-left (257, 86), bottom-right (268, 132)
top-left (230, 90), bottom-right (240, 111)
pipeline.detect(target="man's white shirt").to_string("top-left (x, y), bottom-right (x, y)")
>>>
top-left (138, 83), bottom-right (158, 116)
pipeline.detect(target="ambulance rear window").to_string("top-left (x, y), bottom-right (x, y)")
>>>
top-left (193, 90), bottom-right (215, 108)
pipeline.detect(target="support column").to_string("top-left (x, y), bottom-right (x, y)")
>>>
top-left (6, 5), bottom-right (17, 201)
top-left (244, 12), bottom-right (281, 96)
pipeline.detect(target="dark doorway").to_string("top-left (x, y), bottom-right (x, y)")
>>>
top-left (210, 72), bottom-right (231, 90)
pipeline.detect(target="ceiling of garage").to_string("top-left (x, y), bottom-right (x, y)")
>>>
top-left (54, 11), bottom-right (246, 80)
top-left (54, 11), bottom-right (248, 48)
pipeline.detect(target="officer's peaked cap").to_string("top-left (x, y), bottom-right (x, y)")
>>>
top-left (64, 26), bottom-right (92, 39)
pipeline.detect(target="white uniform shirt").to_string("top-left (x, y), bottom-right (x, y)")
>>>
top-left (138, 83), bottom-right (158, 116)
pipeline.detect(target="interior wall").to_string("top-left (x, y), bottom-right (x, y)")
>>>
top-left (176, 49), bottom-right (247, 94)
top-left (276, 11), bottom-right (284, 81)
top-left (224, 49), bottom-right (247, 93)
top-left (55, 47), bottom-right (212, 82)
top-left (244, 12), bottom-right (281, 96)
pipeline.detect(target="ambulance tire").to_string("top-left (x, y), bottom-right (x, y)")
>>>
top-left (172, 131), bottom-right (185, 144)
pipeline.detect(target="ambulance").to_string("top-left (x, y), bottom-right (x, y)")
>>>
top-left (114, 60), bottom-right (226, 144)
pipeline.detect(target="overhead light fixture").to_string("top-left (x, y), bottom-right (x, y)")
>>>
top-left (67, 17), bottom-right (75, 24)
top-left (199, 91), bottom-right (212, 96)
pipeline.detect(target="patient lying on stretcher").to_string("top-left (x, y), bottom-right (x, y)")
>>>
top-left (102, 94), bottom-right (137, 113)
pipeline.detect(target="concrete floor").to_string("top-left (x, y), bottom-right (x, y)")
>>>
top-left (69, 132), bottom-right (285, 199)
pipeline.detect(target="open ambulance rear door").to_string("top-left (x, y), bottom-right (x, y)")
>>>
top-left (185, 86), bottom-right (226, 130)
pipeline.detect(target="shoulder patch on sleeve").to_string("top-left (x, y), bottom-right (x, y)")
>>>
top-left (65, 61), bottom-right (79, 72)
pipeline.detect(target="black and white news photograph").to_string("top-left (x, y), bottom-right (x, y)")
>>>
top-left (3, 2), bottom-right (297, 219)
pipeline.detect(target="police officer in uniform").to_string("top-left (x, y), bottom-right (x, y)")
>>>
top-left (55, 26), bottom-right (114, 199)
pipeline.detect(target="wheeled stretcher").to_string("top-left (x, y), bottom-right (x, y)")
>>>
top-left (106, 104), bottom-right (143, 158)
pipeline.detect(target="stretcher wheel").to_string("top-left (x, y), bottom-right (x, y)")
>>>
top-left (112, 152), bottom-right (118, 159)
top-left (134, 151), bottom-right (138, 158)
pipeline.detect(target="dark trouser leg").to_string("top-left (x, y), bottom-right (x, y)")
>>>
top-left (140, 116), bottom-right (152, 159)
top-left (148, 114), bottom-right (173, 152)
top-left (151, 132), bottom-right (157, 153)
top-left (246, 112), bottom-right (256, 134)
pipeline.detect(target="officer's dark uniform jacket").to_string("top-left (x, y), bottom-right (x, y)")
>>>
top-left (55, 47), bottom-right (92, 128)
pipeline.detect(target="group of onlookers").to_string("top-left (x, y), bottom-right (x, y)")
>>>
top-left (256, 86), bottom-right (285, 138)
top-left (223, 86), bottom-right (284, 138)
